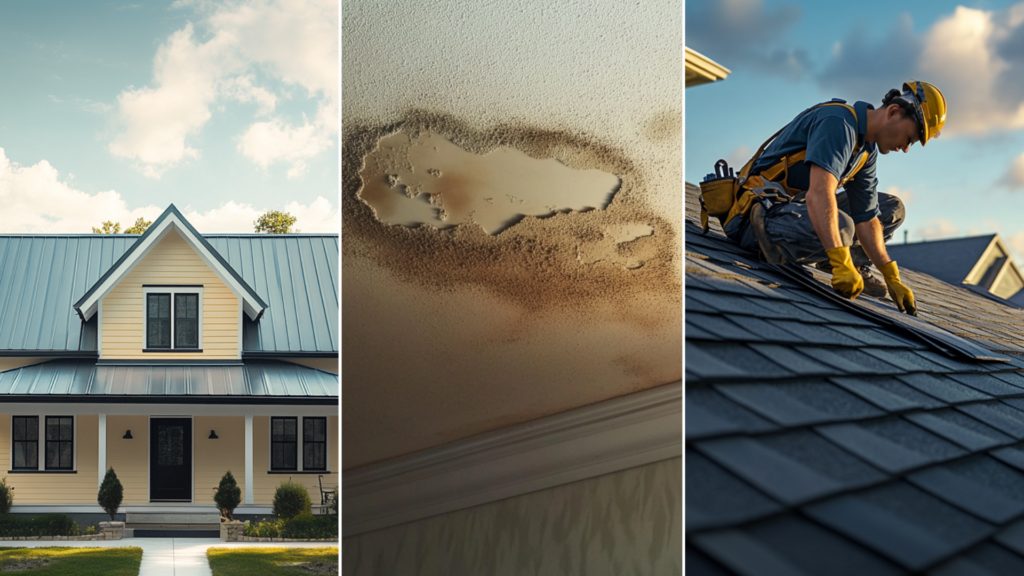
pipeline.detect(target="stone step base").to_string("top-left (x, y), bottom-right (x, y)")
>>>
top-left (125, 523), bottom-right (220, 530)
top-left (126, 512), bottom-right (220, 524)
top-left (132, 529), bottom-right (220, 538)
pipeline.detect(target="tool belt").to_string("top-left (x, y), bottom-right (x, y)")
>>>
top-left (698, 102), bottom-right (868, 234)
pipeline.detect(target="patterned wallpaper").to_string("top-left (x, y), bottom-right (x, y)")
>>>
top-left (342, 457), bottom-right (681, 576)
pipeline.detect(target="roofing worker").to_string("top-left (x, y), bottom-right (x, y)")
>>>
top-left (712, 81), bottom-right (946, 315)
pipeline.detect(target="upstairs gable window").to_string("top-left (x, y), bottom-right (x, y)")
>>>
top-left (144, 286), bottom-right (202, 352)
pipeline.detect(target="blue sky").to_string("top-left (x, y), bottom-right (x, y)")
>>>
top-left (0, 0), bottom-right (338, 233)
top-left (686, 0), bottom-right (1024, 265)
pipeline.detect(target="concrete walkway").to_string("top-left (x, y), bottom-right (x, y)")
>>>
top-left (9, 537), bottom-right (338, 575)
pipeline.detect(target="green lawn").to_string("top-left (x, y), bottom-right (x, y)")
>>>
top-left (207, 547), bottom-right (339, 576)
top-left (0, 547), bottom-right (142, 575)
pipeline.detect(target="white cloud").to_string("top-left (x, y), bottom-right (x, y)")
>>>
top-left (0, 148), bottom-right (338, 233)
top-left (726, 145), bottom-right (750, 171)
top-left (110, 0), bottom-right (338, 179)
top-left (1000, 151), bottom-right (1024, 189)
top-left (883, 185), bottom-right (914, 207)
top-left (915, 217), bottom-right (961, 240)
top-left (1006, 231), bottom-right (1024, 267)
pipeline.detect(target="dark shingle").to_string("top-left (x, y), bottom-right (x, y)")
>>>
top-left (948, 373), bottom-right (1024, 398)
top-left (843, 326), bottom-right (927, 349)
top-left (724, 315), bottom-right (803, 343)
top-left (905, 410), bottom-right (1014, 451)
top-left (808, 348), bottom-right (903, 375)
top-left (748, 344), bottom-right (834, 377)
top-left (830, 376), bottom-right (945, 412)
top-left (686, 313), bottom-right (757, 342)
top-left (716, 381), bottom-right (883, 427)
top-left (907, 455), bottom-right (1024, 524)
top-left (994, 371), bottom-right (1024, 389)
top-left (897, 373), bottom-right (993, 404)
top-left (991, 443), bottom-right (1024, 473)
top-left (685, 547), bottom-right (732, 576)
top-left (684, 321), bottom-right (718, 341)
top-left (739, 514), bottom-right (905, 576)
top-left (790, 302), bottom-right (878, 326)
top-left (956, 402), bottom-right (1024, 440)
top-left (994, 518), bottom-right (1024, 556)
top-left (696, 430), bottom-right (886, 506)
top-left (763, 319), bottom-right (865, 346)
top-left (686, 387), bottom-right (778, 439)
top-left (686, 451), bottom-right (783, 531)
top-left (815, 419), bottom-right (955, 475)
top-left (804, 482), bottom-right (994, 571)
top-left (863, 348), bottom-right (960, 374)
top-left (930, 542), bottom-right (1024, 576)
top-left (687, 342), bottom-right (793, 382)
top-left (685, 293), bottom-right (718, 314)
top-left (690, 529), bottom-right (807, 576)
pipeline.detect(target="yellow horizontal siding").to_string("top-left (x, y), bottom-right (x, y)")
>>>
top-left (0, 415), bottom-right (99, 505)
top-left (106, 415), bottom-right (149, 504)
top-left (194, 416), bottom-right (247, 507)
top-left (101, 229), bottom-right (239, 360)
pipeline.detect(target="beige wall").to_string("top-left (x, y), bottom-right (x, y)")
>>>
top-left (0, 414), bottom-right (99, 505)
top-left (194, 415), bottom-right (246, 506)
top-left (101, 229), bottom-right (240, 360)
top-left (106, 415), bottom-right (149, 504)
top-left (253, 415), bottom-right (338, 506)
top-left (0, 358), bottom-right (48, 373)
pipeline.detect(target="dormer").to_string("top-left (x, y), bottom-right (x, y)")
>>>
top-left (74, 205), bottom-right (267, 360)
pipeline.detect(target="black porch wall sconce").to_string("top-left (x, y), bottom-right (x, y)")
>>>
top-left (209, 430), bottom-right (219, 439)
top-left (123, 430), bottom-right (133, 439)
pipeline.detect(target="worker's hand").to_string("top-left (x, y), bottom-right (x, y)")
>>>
top-left (826, 247), bottom-right (864, 299)
top-left (879, 261), bottom-right (917, 315)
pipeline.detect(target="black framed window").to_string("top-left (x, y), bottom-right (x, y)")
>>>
top-left (303, 417), bottom-right (327, 471)
top-left (147, 294), bottom-right (171, 348)
top-left (45, 416), bottom-right (73, 471)
top-left (12, 416), bottom-right (38, 470)
top-left (174, 293), bottom-right (199, 348)
top-left (271, 417), bottom-right (297, 471)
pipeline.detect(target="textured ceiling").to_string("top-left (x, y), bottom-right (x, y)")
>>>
top-left (342, 0), bottom-right (682, 469)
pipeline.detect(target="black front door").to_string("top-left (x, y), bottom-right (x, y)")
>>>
top-left (150, 418), bottom-right (192, 501)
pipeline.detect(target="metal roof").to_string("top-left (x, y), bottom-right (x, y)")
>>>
top-left (685, 184), bottom-right (1024, 574)
top-left (0, 228), bottom-right (337, 355)
top-left (0, 359), bottom-right (337, 400)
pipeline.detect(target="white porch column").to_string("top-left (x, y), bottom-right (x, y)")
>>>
top-left (245, 414), bottom-right (254, 504)
top-left (97, 414), bottom-right (107, 487)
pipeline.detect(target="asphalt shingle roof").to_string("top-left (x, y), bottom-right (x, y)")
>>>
top-left (685, 183), bottom-right (1024, 574)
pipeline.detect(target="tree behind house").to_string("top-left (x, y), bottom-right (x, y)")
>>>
top-left (254, 210), bottom-right (299, 234)
top-left (91, 217), bottom-right (152, 234)
top-left (97, 467), bottom-right (123, 521)
top-left (125, 217), bottom-right (152, 234)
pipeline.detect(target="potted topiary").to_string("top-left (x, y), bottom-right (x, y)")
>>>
top-left (214, 471), bottom-right (243, 540)
top-left (97, 467), bottom-right (124, 539)
top-left (272, 479), bottom-right (311, 520)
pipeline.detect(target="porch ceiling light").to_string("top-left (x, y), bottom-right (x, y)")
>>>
top-left (123, 430), bottom-right (133, 439)
top-left (209, 430), bottom-right (219, 439)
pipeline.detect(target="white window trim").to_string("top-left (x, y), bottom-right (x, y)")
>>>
top-left (8, 415), bottom-right (77, 473)
top-left (143, 286), bottom-right (204, 350)
top-left (267, 416), bottom-right (330, 473)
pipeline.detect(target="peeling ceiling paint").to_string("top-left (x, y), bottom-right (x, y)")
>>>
top-left (343, 0), bottom-right (681, 469)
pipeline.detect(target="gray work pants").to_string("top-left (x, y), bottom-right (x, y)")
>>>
top-left (724, 191), bottom-right (906, 267)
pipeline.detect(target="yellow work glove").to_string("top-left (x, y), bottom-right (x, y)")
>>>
top-left (879, 260), bottom-right (917, 315)
top-left (826, 247), bottom-right (864, 299)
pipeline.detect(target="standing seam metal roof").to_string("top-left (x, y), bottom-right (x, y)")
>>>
top-left (0, 232), bottom-right (338, 354)
top-left (685, 183), bottom-right (1024, 574)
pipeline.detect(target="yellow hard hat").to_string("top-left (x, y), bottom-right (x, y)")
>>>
top-left (902, 80), bottom-right (947, 146)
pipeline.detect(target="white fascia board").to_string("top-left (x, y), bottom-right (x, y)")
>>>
top-left (342, 381), bottom-right (682, 537)
top-left (2, 403), bottom-right (336, 417)
top-left (963, 236), bottom-right (1001, 286)
top-left (78, 215), bottom-right (265, 322)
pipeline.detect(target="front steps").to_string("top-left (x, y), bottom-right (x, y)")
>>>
top-left (125, 506), bottom-right (221, 538)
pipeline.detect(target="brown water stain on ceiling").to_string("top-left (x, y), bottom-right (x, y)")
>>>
top-left (342, 110), bottom-right (681, 332)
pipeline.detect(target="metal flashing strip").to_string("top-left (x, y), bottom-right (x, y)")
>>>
top-left (773, 263), bottom-right (1012, 363)
top-left (342, 381), bottom-right (682, 537)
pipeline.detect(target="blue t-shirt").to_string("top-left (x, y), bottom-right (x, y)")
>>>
top-left (749, 99), bottom-right (880, 224)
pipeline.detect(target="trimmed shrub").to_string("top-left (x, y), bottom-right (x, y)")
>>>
top-left (0, 514), bottom-right (79, 538)
top-left (243, 519), bottom-right (280, 538)
top-left (272, 480), bottom-right (311, 520)
top-left (213, 471), bottom-right (242, 520)
top-left (0, 477), bottom-right (12, 515)
top-left (85, 525), bottom-right (98, 535)
top-left (97, 467), bottom-right (124, 521)
top-left (280, 513), bottom-right (338, 539)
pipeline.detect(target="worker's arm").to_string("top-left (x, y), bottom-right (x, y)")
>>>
top-left (805, 164), bottom-right (863, 299)
top-left (853, 217), bottom-right (890, 269)
top-left (805, 165), bottom-right (842, 250)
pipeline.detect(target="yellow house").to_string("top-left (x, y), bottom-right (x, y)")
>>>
top-left (0, 205), bottom-right (338, 536)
